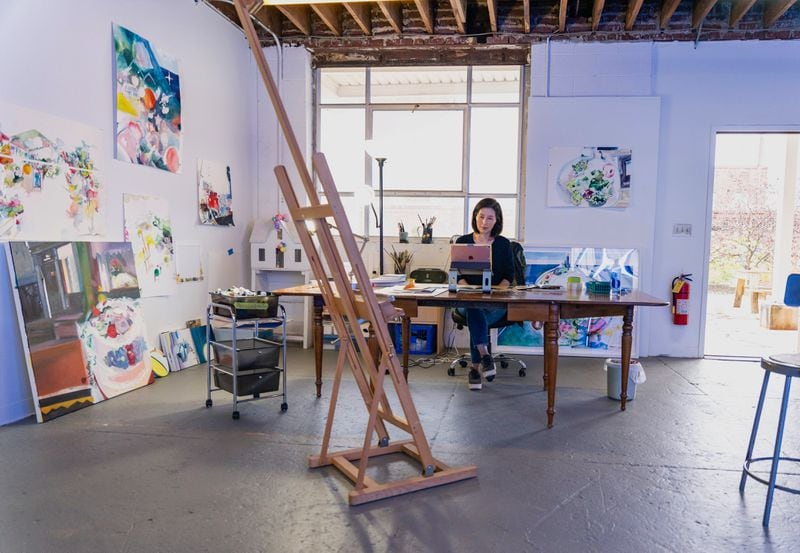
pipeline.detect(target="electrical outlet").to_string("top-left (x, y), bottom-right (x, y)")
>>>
top-left (673, 223), bottom-right (692, 237)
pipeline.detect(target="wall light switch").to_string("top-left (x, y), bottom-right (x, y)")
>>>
top-left (673, 223), bottom-right (692, 236)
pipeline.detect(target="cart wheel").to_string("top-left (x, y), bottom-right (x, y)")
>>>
top-left (519, 369), bottom-right (526, 377)
top-left (458, 360), bottom-right (468, 368)
top-left (253, 393), bottom-right (260, 399)
top-left (447, 367), bottom-right (455, 377)
top-left (486, 375), bottom-right (495, 383)
top-left (232, 411), bottom-right (240, 420)
top-left (205, 399), bottom-right (213, 408)
top-left (501, 360), bottom-right (509, 369)
top-left (280, 403), bottom-right (288, 412)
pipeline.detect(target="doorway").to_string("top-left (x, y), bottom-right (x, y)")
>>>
top-left (704, 133), bottom-right (800, 358)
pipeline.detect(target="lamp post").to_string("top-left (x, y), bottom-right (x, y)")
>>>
top-left (374, 156), bottom-right (386, 275)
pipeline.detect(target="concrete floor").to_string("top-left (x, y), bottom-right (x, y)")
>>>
top-left (1, 348), bottom-right (799, 553)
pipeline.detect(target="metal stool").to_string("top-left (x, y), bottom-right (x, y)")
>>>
top-left (739, 353), bottom-right (800, 526)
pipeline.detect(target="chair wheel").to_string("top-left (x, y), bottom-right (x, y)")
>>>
top-left (253, 393), bottom-right (260, 399)
top-left (447, 367), bottom-right (455, 377)
top-left (486, 375), bottom-right (495, 383)
top-left (458, 360), bottom-right (468, 368)
top-left (281, 403), bottom-right (288, 412)
top-left (232, 411), bottom-right (240, 420)
top-left (205, 399), bottom-right (213, 408)
top-left (501, 361), bottom-right (509, 369)
top-left (519, 369), bottom-right (526, 377)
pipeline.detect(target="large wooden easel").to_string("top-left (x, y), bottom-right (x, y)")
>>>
top-left (232, 0), bottom-right (476, 505)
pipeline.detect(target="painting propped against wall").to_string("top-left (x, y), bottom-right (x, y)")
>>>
top-left (123, 193), bottom-right (177, 297)
top-left (113, 23), bottom-right (182, 173)
top-left (547, 147), bottom-right (632, 208)
top-left (197, 159), bottom-right (234, 226)
top-left (6, 242), bottom-right (153, 422)
top-left (0, 101), bottom-right (104, 239)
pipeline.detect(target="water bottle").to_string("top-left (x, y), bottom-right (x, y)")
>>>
top-left (610, 271), bottom-right (621, 295)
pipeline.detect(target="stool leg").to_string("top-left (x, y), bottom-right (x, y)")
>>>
top-left (763, 376), bottom-right (792, 527)
top-left (740, 371), bottom-right (771, 492)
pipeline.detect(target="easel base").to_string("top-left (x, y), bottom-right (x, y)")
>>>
top-left (308, 439), bottom-right (478, 505)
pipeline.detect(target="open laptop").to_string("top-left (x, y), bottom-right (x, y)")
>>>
top-left (449, 243), bottom-right (491, 273)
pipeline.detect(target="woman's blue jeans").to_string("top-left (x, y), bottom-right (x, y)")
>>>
top-left (458, 307), bottom-right (507, 364)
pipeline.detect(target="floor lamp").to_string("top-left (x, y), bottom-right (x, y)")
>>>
top-left (366, 140), bottom-right (388, 275)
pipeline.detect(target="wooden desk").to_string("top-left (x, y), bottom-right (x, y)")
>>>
top-left (273, 284), bottom-right (668, 427)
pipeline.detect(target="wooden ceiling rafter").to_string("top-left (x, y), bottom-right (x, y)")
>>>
top-left (625, 0), bottom-right (645, 30)
top-left (343, 2), bottom-right (372, 35)
top-left (558, 0), bottom-right (568, 32)
top-left (311, 3), bottom-right (343, 35)
top-left (377, 1), bottom-right (403, 33)
top-left (277, 4), bottom-right (312, 35)
top-left (523, 0), bottom-right (531, 33)
top-left (487, 0), bottom-right (499, 33)
top-left (659, 0), bottom-right (682, 28)
top-left (728, 0), bottom-right (758, 27)
top-left (764, 0), bottom-right (799, 27)
top-left (413, 0), bottom-right (435, 34)
top-left (448, 0), bottom-right (467, 33)
top-left (692, 0), bottom-right (720, 29)
top-left (592, 0), bottom-right (606, 32)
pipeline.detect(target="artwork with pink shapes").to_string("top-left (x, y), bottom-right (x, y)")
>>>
top-left (197, 159), bottom-right (234, 226)
top-left (547, 147), bottom-right (631, 208)
top-left (0, 101), bottom-right (104, 239)
top-left (123, 193), bottom-right (177, 297)
top-left (113, 23), bottom-right (182, 173)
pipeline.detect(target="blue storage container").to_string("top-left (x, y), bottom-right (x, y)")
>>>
top-left (389, 323), bottom-right (436, 355)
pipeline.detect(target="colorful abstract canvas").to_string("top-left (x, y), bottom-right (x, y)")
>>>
top-left (197, 159), bottom-right (234, 226)
top-left (7, 241), bottom-right (153, 422)
top-left (496, 247), bottom-right (639, 357)
top-left (547, 147), bottom-right (632, 208)
top-left (113, 23), bottom-right (182, 173)
top-left (0, 101), bottom-right (104, 239)
top-left (123, 193), bottom-right (177, 297)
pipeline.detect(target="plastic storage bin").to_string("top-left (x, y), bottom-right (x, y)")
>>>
top-left (605, 358), bottom-right (645, 400)
top-left (389, 323), bottom-right (436, 355)
top-left (210, 292), bottom-right (278, 319)
top-left (214, 368), bottom-right (280, 396)
top-left (210, 339), bottom-right (280, 371)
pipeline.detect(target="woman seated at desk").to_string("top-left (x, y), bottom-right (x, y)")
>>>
top-left (455, 197), bottom-right (514, 391)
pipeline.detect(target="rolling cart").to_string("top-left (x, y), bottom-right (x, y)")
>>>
top-left (205, 296), bottom-right (288, 419)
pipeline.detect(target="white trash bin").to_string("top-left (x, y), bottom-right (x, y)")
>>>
top-left (605, 358), bottom-right (645, 401)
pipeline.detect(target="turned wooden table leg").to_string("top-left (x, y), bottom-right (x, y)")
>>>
top-left (544, 304), bottom-right (559, 428)
top-left (620, 305), bottom-right (634, 411)
top-left (313, 297), bottom-right (324, 398)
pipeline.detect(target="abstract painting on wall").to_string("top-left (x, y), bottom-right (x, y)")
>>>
top-left (7, 241), bottom-right (153, 422)
top-left (197, 159), bottom-right (234, 226)
top-left (123, 193), bottom-right (177, 297)
top-left (0, 101), bottom-right (104, 239)
top-left (113, 23), bottom-right (182, 173)
top-left (496, 247), bottom-right (639, 358)
top-left (547, 147), bottom-right (632, 208)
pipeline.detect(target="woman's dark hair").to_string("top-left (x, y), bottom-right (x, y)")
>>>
top-left (471, 197), bottom-right (503, 237)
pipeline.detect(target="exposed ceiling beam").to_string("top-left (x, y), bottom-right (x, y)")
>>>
top-left (523, 0), bottom-right (530, 33)
top-left (487, 0), bottom-right (498, 33)
top-left (311, 3), bottom-right (342, 35)
top-left (250, 4), bottom-right (282, 35)
top-left (559, 0), bottom-right (568, 32)
top-left (729, 0), bottom-right (757, 27)
top-left (659, 0), bottom-right (682, 28)
top-left (378, 1), bottom-right (403, 34)
top-left (764, 0), bottom-right (799, 27)
top-left (276, 5), bottom-right (311, 35)
top-left (625, 0), bottom-right (645, 30)
top-left (692, 0), bottom-right (719, 29)
top-left (413, 0), bottom-right (435, 33)
top-left (343, 2), bottom-right (372, 35)
top-left (448, 0), bottom-right (466, 33)
top-left (592, 0), bottom-right (606, 31)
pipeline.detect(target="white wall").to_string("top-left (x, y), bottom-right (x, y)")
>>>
top-left (0, 0), bottom-right (258, 424)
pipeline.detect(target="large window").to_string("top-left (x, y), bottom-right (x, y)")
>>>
top-left (316, 65), bottom-right (525, 239)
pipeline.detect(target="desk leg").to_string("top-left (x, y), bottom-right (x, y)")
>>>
top-left (620, 305), bottom-right (634, 411)
top-left (313, 297), bottom-right (324, 398)
top-left (544, 304), bottom-right (559, 428)
top-left (401, 315), bottom-right (410, 382)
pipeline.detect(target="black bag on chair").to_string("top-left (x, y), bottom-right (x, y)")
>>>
top-left (410, 268), bottom-right (448, 284)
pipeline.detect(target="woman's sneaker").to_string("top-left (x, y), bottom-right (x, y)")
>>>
top-left (481, 354), bottom-right (497, 381)
top-left (468, 369), bottom-right (482, 390)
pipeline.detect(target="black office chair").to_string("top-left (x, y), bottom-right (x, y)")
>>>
top-left (447, 241), bottom-right (528, 379)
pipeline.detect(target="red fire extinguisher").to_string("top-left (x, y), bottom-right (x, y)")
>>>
top-left (671, 274), bottom-right (693, 325)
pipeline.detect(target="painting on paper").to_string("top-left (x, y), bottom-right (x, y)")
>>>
top-left (547, 147), bottom-right (631, 208)
top-left (0, 101), bottom-right (104, 239)
top-left (496, 247), bottom-right (639, 358)
top-left (123, 193), bottom-right (177, 297)
top-left (113, 23), bottom-right (182, 173)
top-left (197, 159), bottom-right (234, 226)
top-left (7, 241), bottom-right (152, 422)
